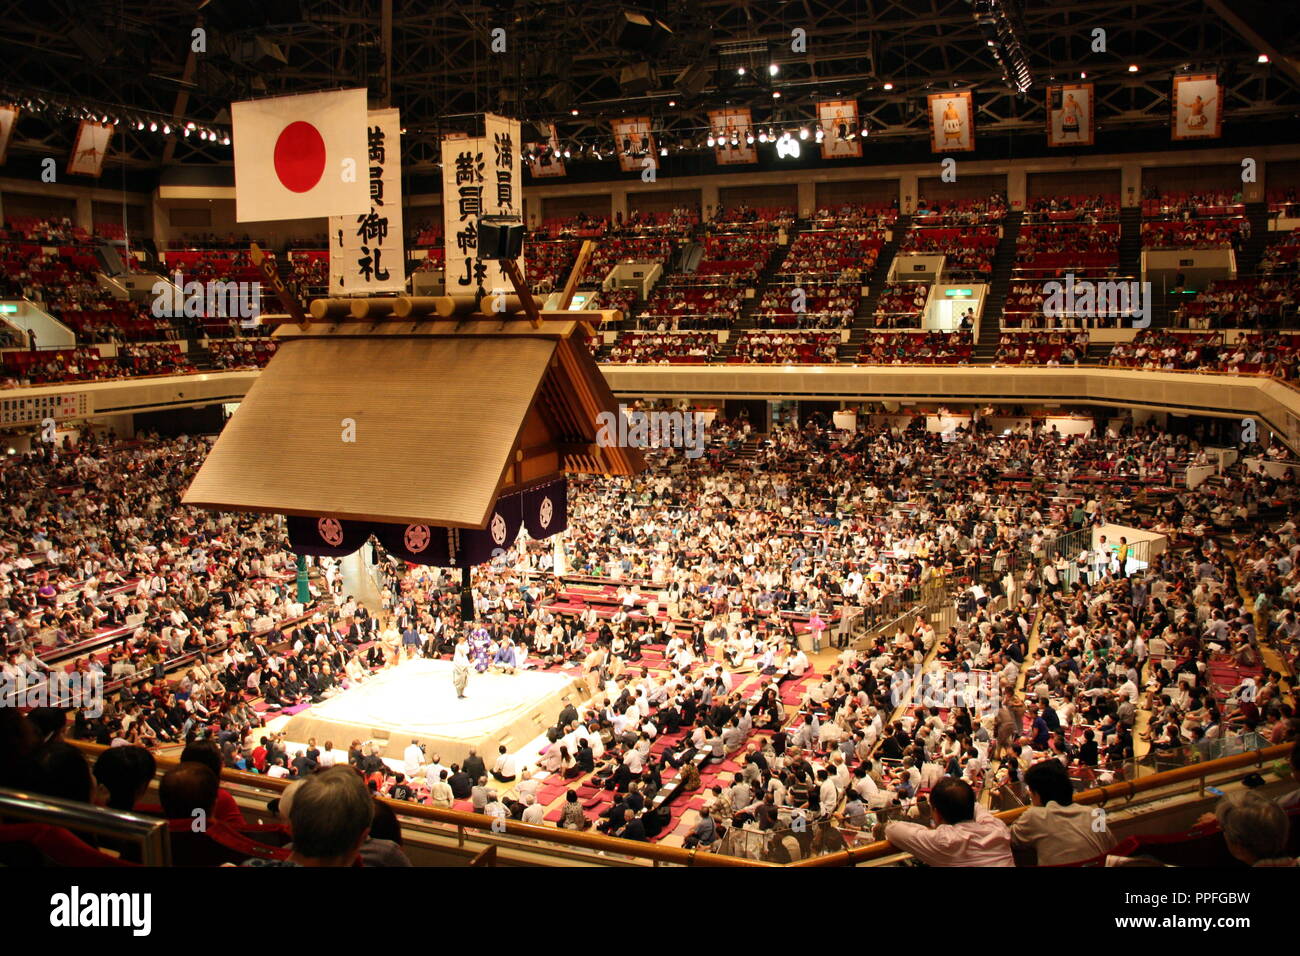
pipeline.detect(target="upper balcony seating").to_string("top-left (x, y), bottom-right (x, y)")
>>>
top-left (856, 331), bottom-right (973, 364)
top-left (732, 329), bottom-right (840, 364)
top-left (993, 331), bottom-right (1090, 365)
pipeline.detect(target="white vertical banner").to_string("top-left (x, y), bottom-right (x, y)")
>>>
top-left (443, 136), bottom-right (494, 296)
top-left (442, 115), bottom-right (523, 301)
top-left (0, 105), bottom-right (19, 166)
top-left (329, 108), bottom-right (404, 295)
top-left (483, 112), bottom-right (523, 300)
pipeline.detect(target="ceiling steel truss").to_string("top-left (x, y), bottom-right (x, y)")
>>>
top-left (0, 0), bottom-right (1294, 173)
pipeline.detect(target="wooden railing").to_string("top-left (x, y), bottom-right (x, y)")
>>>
top-left (64, 740), bottom-right (775, 868)
top-left (63, 738), bottom-right (1290, 868)
top-left (789, 741), bottom-right (1292, 867)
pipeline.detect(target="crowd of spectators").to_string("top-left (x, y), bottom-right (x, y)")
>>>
top-left (1, 344), bottom-right (192, 388)
top-left (207, 339), bottom-right (278, 370)
top-left (1141, 218), bottom-right (1250, 251)
top-left (857, 331), bottom-right (974, 365)
top-left (1014, 222), bottom-right (1120, 271)
top-left (733, 330), bottom-right (840, 364)
top-left (2, 410), bottom-right (1298, 862)
top-left (606, 331), bottom-right (719, 364)
top-left (754, 283), bottom-right (859, 329)
top-left (1259, 230), bottom-right (1300, 277)
top-left (1022, 194), bottom-right (1121, 224)
top-left (525, 239), bottom-right (580, 293)
top-left (912, 194), bottom-right (1008, 226)
top-left (808, 202), bottom-right (899, 229)
top-left (1003, 273), bottom-right (1137, 330)
top-left (1177, 274), bottom-right (1300, 329)
top-left (994, 331), bottom-right (1090, 365)
top-left (708, 205), bottom-right (795, 230)
top-left (618, 208), bottom-right (698, 236)
top-left (1140, 189), bottom-right (1245, 220)
top-left (1107, 331), bottom-right (1300, 380)
top-left (872, 282), bottom-right (932, 328)
top-left (899, 226), bottom-right (1000, 278)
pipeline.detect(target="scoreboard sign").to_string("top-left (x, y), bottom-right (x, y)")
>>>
top-left (0, 392), bottom-right (88, 427)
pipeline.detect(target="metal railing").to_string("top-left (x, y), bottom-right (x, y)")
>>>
top-left (0, 786), bottom-right (171, 865)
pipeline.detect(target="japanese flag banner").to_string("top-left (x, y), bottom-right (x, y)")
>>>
top-left (232, 88), bottom-right (371, 222)
top-left (328, 108), bottom-right (404, 294)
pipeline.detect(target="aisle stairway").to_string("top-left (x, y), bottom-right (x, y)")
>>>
top-left (187, 342), bottom-right (215, 370)
top-left (1119, 206), bottom-right (1143, 278)
top-left (973, 211), bottom-right (1022, 361)
top-left (717, 223), bottom-right (797, 360)
top-left (838, 214), bottom-right (908, 361)
top-left (1237, 201), bottom-right (1272, 274)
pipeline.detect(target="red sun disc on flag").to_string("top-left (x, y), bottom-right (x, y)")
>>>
top-left (273, 121), bottom-right (327, 193)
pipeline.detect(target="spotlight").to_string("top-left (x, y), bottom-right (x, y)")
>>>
top-left (814, 126), bottom-right (824, 142)
top-left (860, 127), bottom-right (869, 137)
top-left (563, 147), bottom-right (571, 158)
top-left (221, 135), bottom-right (230, 145)
top-left (707, 133), bottom-right (716, 146)
top-left (149, 122), bottom-right (157, 132)
top-left (758, 130), bottom-right (767, 143)
top-left (668, 99), bottom-right (676, 107)
top-left (883, 82), bottom-right (895, 91)
top-left (798, 127), bottom-right (808, 140)
top-left (745, 132), bottom-right (754, 144)
top-left (730, 135), bottom-right (738, 146)
top-left (659, 146), bottom-right (667, 156)
top-left (1080, 71), bottom-right (1087, 79)
top-left (772, 90), bottom-right (781, 98)
top-left (136, 121), bottom-right (145, 130)
top-left (570, 108), bottom-right (579, 115)
top-left (1258, 53), bottom-right (1270, 64)
top-left (1128, 64), bottom-right (1139, 72)
top-left (162, 123), bottom-right (170, 134)
top-left (769, 64), bottom-right (779, 76)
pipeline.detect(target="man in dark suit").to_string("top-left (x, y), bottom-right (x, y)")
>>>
top-left (462, 747), bottom-right (487, 783)
top-left (448, 764), bottom-right (473, 799)
top-left (616, 809), bottom-right (646, 841)
top-left (290, 750), bottom-right (318, 777)
top-left (1077, 729), bottom-right (1099, 767)
top-left (556, 702), bottom-right (579, 731)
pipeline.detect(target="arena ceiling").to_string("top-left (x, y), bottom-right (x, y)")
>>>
top-left (1, 0), bottom-right (1298, 175)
